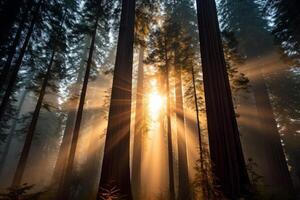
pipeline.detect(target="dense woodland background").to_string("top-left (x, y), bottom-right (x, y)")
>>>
top-left (0, 0), bottom-right (299, 199)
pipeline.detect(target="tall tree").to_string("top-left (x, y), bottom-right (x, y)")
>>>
top-left (98, 0), bottom-right (135, 198)
top-left (132, 1), bottom-right (156, 198)
top-left (56, 7), bottom-right (100, 200)
top-left (11, 6), bottom-right (67, 186)
top-left (195, 0), bottom-right (250, 198)
top-left (146, 20), bottom-right (176, 200)
top-left (51, 37), bottom-right (88, 186)
top-left (217, 0), bottom-right (295, 196)
top-left (0, 0), bottom-right (34, 91)
top-left (132, 46), bottom-right (144, 198)
top-left (0, 0), bottom-right (42, 123)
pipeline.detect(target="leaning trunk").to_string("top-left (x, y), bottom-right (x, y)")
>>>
top-left (132, 47), bottom-right (144, 199)
top-left (0, 0), bottom-right (41, 122)
top-left (195, 0), bottom-right (250, 198)
top-left (56, 16), bottom-right (99, 200)
top-left (98, 0), bottom-right (135, 198)
top-left (0, 3), bottom-right (31, 91)
top-left (11, 49), bottom-right (55, 187)
top-left (175, 65), bottom-right (190, 200)
top-left (51, 37), bottom-right (89, 186)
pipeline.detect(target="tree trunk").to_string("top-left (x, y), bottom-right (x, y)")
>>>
top-left (0, 0), bottom-right (23, 47)
top-left (175, 65), bottom-right (190, 200)
top-left (252, 69), bottom-right (294, 195)
top-left (0, 88), bottom-right (28, 175)
top-left (97, 0), bottom-right (135, 198)
top-left (80, 113), bottom-right (103, 200)
top-left (51, 37), bottom-right (89, 186)
top-left (166, 66), bottom-right (175, 200)
top-left (57, 16), bottom-right (99, 200)
top-left (132, 47), bottom-right (144, 199)
top-left (195, 0), bottom-right (250, 198)
top-left (164, 35), bottom-right (175, 199)
top-left (0, 2), bottom-right (31, 91)
top-left (11, 49), bottom-right (55, 187)
top-left (221, 0), bottom-right (295, 195)
top-left (0, 0), bottom-right (41, 122)
top-left (191, 65), bottom-right (209, 198)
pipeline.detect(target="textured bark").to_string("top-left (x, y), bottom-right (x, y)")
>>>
top-left (0, 0), bottom-right (23, 47)
top-left (0, 0), bottom-right (41, 122)
top-left (195, 0), bottom-right (250, 198)
top-left (175, 65), bottom-right (190, 200)
top-left (0, 88), bottom-right (27, 175)
top-left (98, 0), bottom-right (135, 198)
top-left (57, 16), bottom-right (99, 200)
top-left (12, 49), bottom-right (55, 187)
top-left (132, 47), bottom-right (144, 199)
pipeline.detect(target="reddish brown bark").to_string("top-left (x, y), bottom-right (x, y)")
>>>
top-left (97, 0), bottom-right (135, 199)
top-left (195, 0), bottom-right (250, 198)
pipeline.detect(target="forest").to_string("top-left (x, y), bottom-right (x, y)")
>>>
top-left (0, 0), bottom-right (299, 199)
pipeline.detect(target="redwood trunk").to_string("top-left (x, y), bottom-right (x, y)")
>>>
top-left (175, 65), bottom-right (190, 200)
top-left (132, 47), bottom-right (144, 199)
top-left (195, 0), bottom-right (250, 198)
top-left (98, 0), bottom-right (135, 198)
top-left (12, 49), bottom-right (55, 187)
top-left (164, 43), bottom-right (175, 199)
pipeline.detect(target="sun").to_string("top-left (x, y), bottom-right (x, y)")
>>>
top-left (148, 93), bottom-right (164, 121)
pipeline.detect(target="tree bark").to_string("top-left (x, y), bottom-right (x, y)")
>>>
top-left (57, 16), bottom-right (99, 200)
top-left (11, 49), bottom-right (55, 187)
top-left (195, 0), bottom-right (250, 198)
top-left (132, 47), bottom-right (144, 199)
top-left (175, 65), bottom-right (190, 200)
top-left (97, 0), bottom-right (135, 198)
top-left (0, 0), bottom-right (41, 122)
